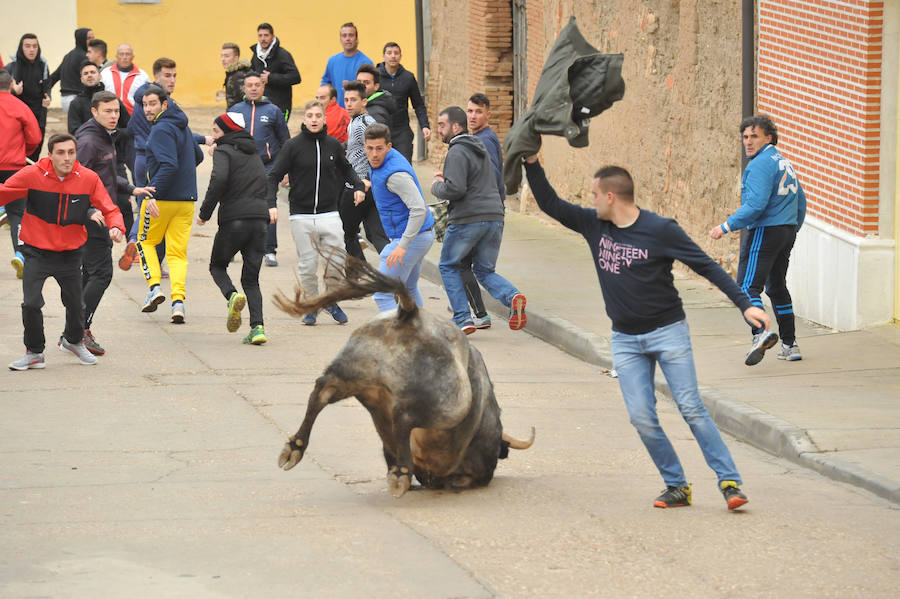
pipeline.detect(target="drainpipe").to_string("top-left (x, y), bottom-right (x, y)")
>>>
top-left (415, 0), bottom-right (427, 162)
top-left (741, 0), bottom-right (755, 169)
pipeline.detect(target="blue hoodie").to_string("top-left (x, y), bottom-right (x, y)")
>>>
top-left (129, 82), bottom-right (206, 152)
top-left (229, 97), bottom-right (290, 165)
top-left (726, 144), bottom-right (807, 232)
top-left (146, 101), bottom-right (204, 201)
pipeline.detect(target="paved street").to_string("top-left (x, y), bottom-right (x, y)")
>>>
top-left (1, 110), bottom-right (898, 596)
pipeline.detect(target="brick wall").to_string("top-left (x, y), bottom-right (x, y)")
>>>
top-left (757, 0), bottom-right (884, 237)
top-left (467, 0), bottom-right (515, 139)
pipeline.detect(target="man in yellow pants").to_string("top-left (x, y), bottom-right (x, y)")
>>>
top-left (138, 84), bottom-right (204, 323)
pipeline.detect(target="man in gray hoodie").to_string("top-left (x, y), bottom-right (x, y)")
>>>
top-left (432, 106), bottom-right (526, 335)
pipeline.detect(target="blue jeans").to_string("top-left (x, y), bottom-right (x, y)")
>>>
top-left (373, 228), bottom-right (436, 312)
top-left (439, 221), bottom-right (519, 325)
top-left (610, 320), bottom-right (742, 488)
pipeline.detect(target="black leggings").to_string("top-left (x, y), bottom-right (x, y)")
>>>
top-left (81, 233), bottom-right (113, 329)
top-left (209, 219), bottom-right (267, 327)
top-left (21, 245), bottom-right (84, 353)
top-left (736, 224), bottom-right (797, 344)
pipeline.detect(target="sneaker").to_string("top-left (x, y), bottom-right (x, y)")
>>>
top-left (58, 337), bottom-right (97, 365)
top-left (458, 320), bottom-right (477, 335)
top-left (720, 481), bottom-right (749, 510)
top-left (745, 330), bottom-right (778, 366)
top-left (508, 293), bottom-right (527, 330)
top-left (8, 351), bottom-right (45, 371)
top-left (302, 312), bottom-right (317, 326)
top-left (11, 251), bottom-right (24, 280)
top-left (473, 314), bottom-right (492, 329)
top-left (142, 286), bottom-right (165, 313)
top-left (82, 329), bottom-right (105, 356)
top-left (171, 300), bottom-right (185, 324)
top-left (226, 292), bottom-right (246, 332)
top-left (777, 343), bottom-right (802, 361)
top-left (243, 325), bottom-right (267, 345)
top-left (119, 241), bottom-right (138, 270)
top-left (324, 304), bottom-right (348, 324)
top-left (264, 253), bottom-right (278, 267)
top-left (653, 483), bottom-right (692, 508)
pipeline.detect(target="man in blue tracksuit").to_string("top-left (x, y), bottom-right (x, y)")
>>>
top-left (710, 115), bottom-right (807, 365)
top-left (230, 72), bottom-right (290, 267)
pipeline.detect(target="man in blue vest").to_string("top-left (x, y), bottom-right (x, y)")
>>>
top-left (361, 123), bottom-right (435, 312)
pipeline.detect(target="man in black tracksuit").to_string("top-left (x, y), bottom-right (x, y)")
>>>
top-left (376, 42), bottom-right (431, 162)
top-left (198, 112), bottom-right (273, 344)
top-left (74, 91), bottom-right (150, 355)
top-left (266, 100), bottom-right (365, 325)
top-left (355, 64), bottom-right (396, 128)
top-left (49, 27), bottom-right (93, 114)
top-left (249, 23), bottom-right (301, 121)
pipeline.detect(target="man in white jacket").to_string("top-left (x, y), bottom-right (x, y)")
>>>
top-left (100, 43), bottom-right (149, 117)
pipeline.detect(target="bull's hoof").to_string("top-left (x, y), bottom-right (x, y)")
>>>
top-left (278, 438), bottom-right (304, 471)
top-left (387, 466), bottom-right (412, 498)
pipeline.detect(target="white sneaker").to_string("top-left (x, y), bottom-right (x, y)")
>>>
top-left (9, 351), bottom-right (45, 371)
top-left (264, 253), bottom-right (278, 267)
top-left (745, 330), bottom-right (778, 366)
top-left (58, 337), bottom-right (97, 365)
top-left (777, 343), bottom-right (802, 361)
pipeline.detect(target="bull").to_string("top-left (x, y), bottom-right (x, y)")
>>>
top-left (274, 253), bottom-right (534, 497)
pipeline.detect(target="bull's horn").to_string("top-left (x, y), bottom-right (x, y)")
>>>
top-left (502, 427), bottom-right (535, 450)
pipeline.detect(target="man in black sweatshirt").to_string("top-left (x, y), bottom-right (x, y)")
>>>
top-left (522, 156), bottom-right (770, 511)
top-left (266, 99), bottom-right (365, 325)
top-left (376, 42), bottom-right (431, 162)
top-left (6, 34), bottom-right (51, 162)
top-left (49, 27), bottom-right (93, 114)
top-left (197, 112), bottom-right (274, 345)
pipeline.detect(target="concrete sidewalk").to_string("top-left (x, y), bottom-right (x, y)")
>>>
top-left (414, 165), bottom-right (900, 505)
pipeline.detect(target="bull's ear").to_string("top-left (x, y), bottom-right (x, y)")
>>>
top-left (499, 439), bottom-right (510, 460)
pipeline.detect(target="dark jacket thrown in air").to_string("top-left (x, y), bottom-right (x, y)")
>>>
top-left (375, 62), bottom-right (429, 133)
top-left (503, 17), bottom-right (625, 194)
top-left (74, 117), bottom-right (134, 240)
top-left (431, 134), bottom-right (505, 225)
top-left (146, 101), bottom-right (204, 201)
top-left (5, 35), bottom-right (51, 114)
top-left (266, 124), bottom-right (363, 215)
top-left (249, 38), bottom-right (301, 115)
top-left (49, 28), bottom-right (92, 96)
top-left (67, 82), bottom-right (130, 134)
top-left (365, 90), bottom-right (396, 128)
top-left (223, 59), bottom-right (253, 109)
top-left (199, 129), bottom-right (271, 224)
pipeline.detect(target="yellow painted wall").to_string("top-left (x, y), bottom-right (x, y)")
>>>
top-left (0, 0), bottom-right (79, 108)
top-left (76, 0), bottom-right (418, 108)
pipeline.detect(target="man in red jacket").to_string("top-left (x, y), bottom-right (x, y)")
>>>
top-left (0, 133), bottom-right (125, 370)
top-left (0, 69), bottom-right (42, 277)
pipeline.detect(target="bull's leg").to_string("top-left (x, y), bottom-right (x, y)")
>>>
top-left (278, 375), bottom-right (346, 471)
top-left (386, 412), bottom-right (416, 498)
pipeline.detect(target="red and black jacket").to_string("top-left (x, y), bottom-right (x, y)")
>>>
top-left (0, 157), bottom-right (125, 251)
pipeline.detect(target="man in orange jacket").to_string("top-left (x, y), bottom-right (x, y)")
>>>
top-left (0, 133), bottom-right (125, 370)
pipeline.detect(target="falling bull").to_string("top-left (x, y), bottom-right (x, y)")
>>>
top-left (274, 252), bottom-right (534, 497)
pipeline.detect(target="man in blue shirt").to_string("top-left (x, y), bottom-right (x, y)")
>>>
top-left (321, 22), bottom-right (372, 108)
top-left (709, 115), bottom-right (807, 364)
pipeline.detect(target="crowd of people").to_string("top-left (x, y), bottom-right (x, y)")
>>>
top-left (0, 20), bottom-right (809, 511)
top-left (0, 21), bottom-right (526, 361)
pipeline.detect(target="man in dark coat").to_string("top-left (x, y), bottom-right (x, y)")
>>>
top-left (355, 64), bottom-right (395, 128)
top-left (74, 91), bottom-right (150, 355)
top-left (49, 27), bottom-right (94, 114)
top-left (376, 42), bottom-right (431, 162)
top-left (197, 112), bottom-right (274, 344)
top-left (220, 42), bottom-right (252, 109)
top-left (249, 23), bottom-right (300, 121)
top-left (6, 33), bottom-right (51, 162)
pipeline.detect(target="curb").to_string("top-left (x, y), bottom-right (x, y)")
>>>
top-left (420, 257), bottom-right (900, 506)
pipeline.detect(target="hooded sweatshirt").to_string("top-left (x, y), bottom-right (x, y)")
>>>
top-left (249, 38), bottom-right (301, 114)
top-left (431, 134), bottom-right (505, 225)
top-left (5, 35), bottom-right (51, 114)
top-left (199, 129), bottom-right (270, 224)
top-left (229, 96), bottom-right (290, 164)
top-left (0, 156), bottom-right (125, 251)
top-left (49, 28), bottom-right (92, 96)
top-left (266, 123), bottom-right (363, 216)
top-left (67, 82), bottom-right (130, 134)
top-left (364, 89), bottom-right (396, 127)
top-left (75, 118), bottom-right (134, 241)
top-left (145, 101), bottom-right (204, 201)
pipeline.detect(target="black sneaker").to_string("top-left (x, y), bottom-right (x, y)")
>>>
top-left (653, 483), bottom-right (692, 508)
top-left (720, 481), bottom-right (748, 510)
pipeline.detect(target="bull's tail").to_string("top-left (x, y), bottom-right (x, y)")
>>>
top-left (272, 245), bottom-right (418, 320)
